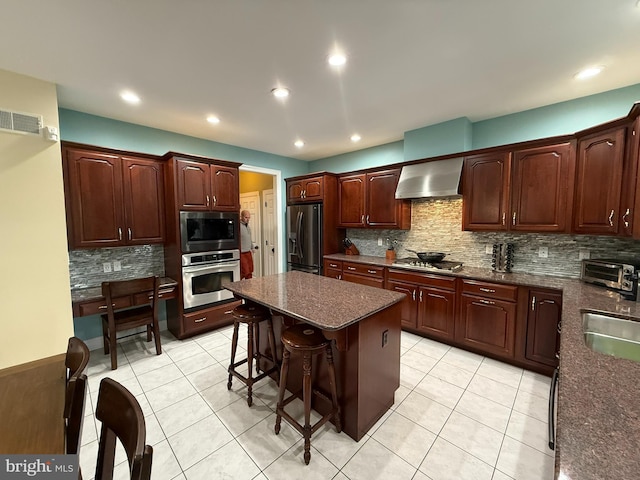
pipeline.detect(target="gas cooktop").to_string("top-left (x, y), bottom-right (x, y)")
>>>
top-left (391, 257), bottom-right (463, 272)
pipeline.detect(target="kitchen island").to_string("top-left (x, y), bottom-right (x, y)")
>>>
top-left (224, 270), bottom-right (405, 441)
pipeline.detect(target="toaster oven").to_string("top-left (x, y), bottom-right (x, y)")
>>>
top-left (580, 259), bottom-right (640, 299)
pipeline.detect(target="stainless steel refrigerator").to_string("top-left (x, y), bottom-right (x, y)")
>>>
top-left (287, 203), bottom-right (323, 274)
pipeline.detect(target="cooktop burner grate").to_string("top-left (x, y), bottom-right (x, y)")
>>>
top-left (392, 258), bottom-right (463, 272)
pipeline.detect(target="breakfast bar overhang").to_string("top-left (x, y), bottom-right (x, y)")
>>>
top-left (224, 270), bottom-right (405, 441)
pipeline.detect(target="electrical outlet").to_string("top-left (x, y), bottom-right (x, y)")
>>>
top-left (579, 249), bottom-right (590, 260)
top-left (103, 262), bottom-right (112, 273)
top-left (378, 237), bottom-right (383, 246)
top-left (113, 260), bottom-right (122, 271)
top-left (485, 245), bottom-right (493, 254)
top-left (538, 247), bottom-right (548, 258)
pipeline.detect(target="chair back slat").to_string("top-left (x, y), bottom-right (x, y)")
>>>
top-left (65, 374), bottom-right (87, 455)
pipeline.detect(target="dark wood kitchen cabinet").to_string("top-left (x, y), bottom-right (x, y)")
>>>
top-left (341, 261), bottom-right (385, 288)
top-left (456, 279), bottom-right (518, 359)
top-left (175, 158), bottom-right (239, 211)
top-left (462, 143), bottom-right (574, 233)
top-left (338, 169), bottom-right (411, 229)
top-left (287, 175), bottom-right (324, 203)
top-left (323, 259), bottom-right (343, 280)
top-left (386, 269), bottom-right (456, 341)
top-left (573, 127), bottom-right (626, 234)
top-left (63, 144), bottom-right (165, 249)
top-left (524, 288), bottom-right (562, 369)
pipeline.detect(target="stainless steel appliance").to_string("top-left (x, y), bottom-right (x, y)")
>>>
top-left (182, 249), bottom-right (240, 310)
top-left (580, 258), bottom-right (640, 300)
top-left (287, 203), bottom-right (322, 274)
top-left (391, 257), bottom-right (463, 272)
top-left (180, 211), bottom-right (239, 253)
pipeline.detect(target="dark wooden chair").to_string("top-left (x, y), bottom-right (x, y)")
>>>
top-left (65, 373), bottom-right (87, 455)
top-left (95, 378), bottom-right (153, 480)
top-left (101, 276), bottom-right (161, 370)
top-left (64, 337), bottom-right (90, 418)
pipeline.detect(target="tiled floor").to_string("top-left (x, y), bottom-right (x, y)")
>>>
top-left (79, 328), bottom-right (555, 480)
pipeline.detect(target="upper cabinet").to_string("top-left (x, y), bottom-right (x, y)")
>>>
top-left (63, 145), bottom-right (165, 249)
top-left (175, 158), bottom-right (239, 212)
top-left (338, 168), bottom-right (411, 229)
top-left (573, 127), bottom-right (626, 235)
top-left (287, 176), bottom-right (324, 203)
top-left (462, 142), bottom-right (575, 233)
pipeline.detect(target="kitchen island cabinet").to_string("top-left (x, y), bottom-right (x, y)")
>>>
top-left (224, 271), bottom-right (404, 441)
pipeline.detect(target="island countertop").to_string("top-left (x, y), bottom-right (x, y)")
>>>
top-left (224, 270), bottom-right (405, 331)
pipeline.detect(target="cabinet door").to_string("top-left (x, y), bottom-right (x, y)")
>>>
top-left (287, 180), bottom-right (304, 203)
top-left (177, 159), bottom-right (211, 211)
top-left (338, 174), bottom-right (366, 227)
top-left (387, 280), bottom-right (418, 329)
top-left (457, 294), bottom-right (516, 358)
top-left (366, 169), bottom-right (401, 227)
top-left (65, 149), bottom-right (125, 248)
top-left (211, 166), bottom-right (239, 211)
top-left (417, 286), bottom-right (455, 341)
top-left (628, 118), bottom-right (640, 238)
top-left (122, 157), bottom-right (165, 244)
top-left (511, 143), bottom-right (574, 232)
top-left (574, 127), bottom-right (626, 234)
top-left (525, 289), bottom-right (562, 367)
top-left (302, 177), bottom-right (323, 201)
top-left (462, 152), bottom-right (511, 231)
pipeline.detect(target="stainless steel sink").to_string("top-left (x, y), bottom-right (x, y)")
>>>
top-left (582, 312), bottom-right (640, 363)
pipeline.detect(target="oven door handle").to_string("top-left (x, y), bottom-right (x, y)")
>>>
top-left (183, 261), bottom-right (240, 274)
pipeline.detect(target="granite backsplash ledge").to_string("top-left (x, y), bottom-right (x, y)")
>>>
top-left (68, 245), bottom-right (165, 289)
top-left (347, 198), bottom-right (640, 279)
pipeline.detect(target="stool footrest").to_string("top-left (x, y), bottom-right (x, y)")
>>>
top-left (229, 366), bottom-right (278, 385)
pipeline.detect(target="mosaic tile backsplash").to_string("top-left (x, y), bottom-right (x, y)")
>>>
top-left (68, 245), bottom-right (165, 289)
top-left (347, 198), bottom-right (640, 279)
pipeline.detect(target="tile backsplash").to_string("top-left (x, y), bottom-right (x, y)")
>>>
top-left (68, 245), bottom-right (165, 289)
top-left (347, 198), bottom-right (640, 278)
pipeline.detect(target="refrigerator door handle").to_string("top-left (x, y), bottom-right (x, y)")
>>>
top-left (297, 211), bottom-right (304, 259)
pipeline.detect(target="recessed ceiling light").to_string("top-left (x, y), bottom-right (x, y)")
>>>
top-left (328, 53), bottom-right (347, 66)
top-left (575, 66), bottom-right (604, 80)
top-left (350, 134), bottom-right (361, 142)
top-left (271, 87), bottom-right (290, 98)
top-left (120, 91), bottom-right (140, 104)
top-left (206, 115), bottom-right (220, 124)
top-left (294, 140), bottom-right (305, 148)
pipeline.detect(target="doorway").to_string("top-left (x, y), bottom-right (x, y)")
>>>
top-left (239, 167), bottom-right (282, 277)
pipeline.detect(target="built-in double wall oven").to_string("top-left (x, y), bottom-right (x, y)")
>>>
top-left (179, 211), bottom-right (241, 310)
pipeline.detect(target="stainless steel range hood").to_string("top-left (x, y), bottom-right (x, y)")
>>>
top-left (395, 157), bottom-right (464, 199)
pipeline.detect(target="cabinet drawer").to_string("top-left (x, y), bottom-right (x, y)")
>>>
top-left (183, 302), bottom-right (236, 334)
top-left (343, 262), bottom-right (384, 278)
top-left (324, 259), bottom-right (343, 270)
top-left (132, 287), bottom-right (176, 305)
top-left (461, 279), bottom-right (517, 302)
top-left (79, 296), bottom-right (131, 317)
top-left (342, 272), bottom-right (384, 288)
top-left (387, 269), bottom-right (456, 291)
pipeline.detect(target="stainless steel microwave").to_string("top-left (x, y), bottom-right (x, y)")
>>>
top-left (580, 259), bottom-right (640, 298)
top-left (180, 211), bottom-right (239, 253)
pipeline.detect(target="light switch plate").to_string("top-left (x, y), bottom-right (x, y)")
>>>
top-left (103, 262), bottom-right (112, 273)
top-left (485, 245), bottom-right (493, 254)
top-left (579, 249), bottom-right (590, 260)
top-left (113, 260), bottom-right (122, 271)
top-left (538, 247), bottom-right (548, 258)
top-left (378, 237), bottom-right (383, 246)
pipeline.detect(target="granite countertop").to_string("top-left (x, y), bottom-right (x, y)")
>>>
top-left (224, 270), bottom-right (405, 331)
top-left (325, 253), bottom-right (640, 479)
top-left (70, 277), bottom-right (178, 303)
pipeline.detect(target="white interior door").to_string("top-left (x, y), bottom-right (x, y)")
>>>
top-left (262, 189), bottom-right (277, 276)
top-left (240, 192), bottom-right (262, 277)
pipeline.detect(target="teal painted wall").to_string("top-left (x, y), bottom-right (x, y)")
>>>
top-left (309, 140), bottom-right (404, 173)
top-left (472, 83), bottom-right (640, 149)
top-left (404, 117), bottom-right (473, 161)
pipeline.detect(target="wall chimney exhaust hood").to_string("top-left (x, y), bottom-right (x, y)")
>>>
top-left (395, 157), bottom-right (464, 199)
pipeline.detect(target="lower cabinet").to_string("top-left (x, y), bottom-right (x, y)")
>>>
top-left (524, 288), bottom-right (562, 368)
top-left (341, 261), bottom-right (385, 288)
top-left (168, 299), bottom-right (240, 339)
top-left (324, 259), bottom-right (343, 280)
top-left (387, 269), bottom-right (456, 341)
top-left (456, 280), bottom-right (518, 359)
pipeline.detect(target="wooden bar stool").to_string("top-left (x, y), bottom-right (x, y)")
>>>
top-left (227, 303), bottom-right (280, 407)
top-left (275, 323), bottom-right (341, 465)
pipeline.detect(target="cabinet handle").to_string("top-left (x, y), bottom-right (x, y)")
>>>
top-left (606, 141), bottom-right (614, 147)
top-left (366, 215), bottom-right (370, 225)
top-left (623, 208), bottom-right (630, 228)
top-left (608, 209), bottom-right (615, 227)
top-left (213, 195), bottom-right (217, 206)
top-left (118, 228), bottom-right (122, 240)
top-left (206, 195), bottom-right (210, 207)
top-left (330, 263), bottom-right (337, 268)
top-left (224, 310), bottom-right (233, 314)
top-left (531, 295), bottom-right (536, 311)
top-left (347, 266), bottom-right (356, 271)
top-left (502, 212), bottom-right (506, 226)
top-left (555, 352), bottom-right (560, 360)
top-left (479, 288), bottom-right (495, 293)
top-left (338, 274), bottom-right (342, 280)
top-left (98, 303), bottom-right (116, 310)
top-left (477, 299), bottom-right (496, 305)
top-left (128, 228), bottom-right (132, 240)
top-left (194, 317), bottom-right (206, 323)
top-left (419, 290), bottom-right (423, 302)
top-left (557, 321), bottom-right (562, 334)
top-left (412, 290), bottom-right (416, 301)
top-left (302, 189), bottom-right (306, 199)
top-left (367, 269), bottom-right (377, 274)
top-left (512, 212), bottom-right (517, 225)
top-left (361, 215), bottom-right (365, 225)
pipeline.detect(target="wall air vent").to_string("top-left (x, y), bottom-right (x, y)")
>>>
top-left (0, 108), bottom-right (43, 136)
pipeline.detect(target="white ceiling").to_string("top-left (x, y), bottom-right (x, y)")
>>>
top-left (2, 0), bottom-right (640, 161)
